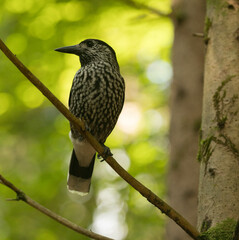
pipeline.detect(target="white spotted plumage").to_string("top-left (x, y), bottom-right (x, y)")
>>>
top-left (56, 39), bottom-right (125, 195)
top-left (69, 61), bottom-right (124, 143)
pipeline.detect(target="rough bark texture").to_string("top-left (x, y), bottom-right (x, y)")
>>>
top-left (198, 0), bottom-right (239, 231)
top-left (167, 0), bottom-right (205, 239)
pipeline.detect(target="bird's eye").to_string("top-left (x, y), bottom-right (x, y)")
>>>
top-left (86, 41), bottom-right (94, 48)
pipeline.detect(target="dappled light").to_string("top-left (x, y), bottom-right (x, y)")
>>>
top-left (0, 93), bottom-right (12, 115)
top-left (16, 83), bottom-right (44, 108)
top-left (92, 188), bottom-right (128, 240)
top-left (5, 0), bottom-right (34, 13)
top-left (146, 59), bottom-right (172, 87)
top-left (0, 0), bottom-right (172, 239)
top-left (118, 102), bottom-right (142, 135)
top-left (6, 33), bottom-right (27, 54)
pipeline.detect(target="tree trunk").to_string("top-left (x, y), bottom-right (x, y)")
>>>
top-left (167, 1), bottom-right (205, 239)
top-left (197, 0), bottom-right (239, 233)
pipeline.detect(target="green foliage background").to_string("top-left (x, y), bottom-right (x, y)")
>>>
top-left (0, 0), bottom-right (172, 239)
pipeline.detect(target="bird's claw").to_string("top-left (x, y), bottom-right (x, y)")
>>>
top-left (97, 145), bottom-right (113, 162)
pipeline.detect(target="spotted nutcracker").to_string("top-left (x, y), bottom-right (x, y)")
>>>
top-left (55, 39), bottom-right (125, 195)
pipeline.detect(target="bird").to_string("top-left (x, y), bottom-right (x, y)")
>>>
top-left (55, 39), bottom-right (125, 195)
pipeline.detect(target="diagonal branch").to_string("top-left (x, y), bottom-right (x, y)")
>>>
top-left (0, 174), bottom-right (113, 240)
top-left (0, 39), bottom-right (200, 240)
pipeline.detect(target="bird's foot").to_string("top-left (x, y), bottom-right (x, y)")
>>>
top-left (97, 145), bottom-right (113, 162)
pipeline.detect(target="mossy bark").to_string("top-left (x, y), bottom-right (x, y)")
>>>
top-left (198, 0), bottom-right (239, 232)
top-left (199, 219), bottom-right (238, 240)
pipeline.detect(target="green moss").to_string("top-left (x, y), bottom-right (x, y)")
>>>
top-left (213, 76), bottom-right (234, 129)
top-left (204, 17), bottom-right (212, 44)
top-left (211, 76), bottom-right (239, 158)
top-left (197, 134), bottom-right (214, 163)
top-left (198, 76), bottom-right (239, 165)
top-left (199, 218), bottom-right (238, 240)
top-left (207, 0), bottom-right (228, 12)
top-left (201, 216), bottom-right (212, 232)
top-left (214, 134), bottom-right (239, 158)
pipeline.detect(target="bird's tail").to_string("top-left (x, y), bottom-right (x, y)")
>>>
top-left (67, 150), bottom-right (95, 195)
top-left (68, 133), bottom-right (96, 195)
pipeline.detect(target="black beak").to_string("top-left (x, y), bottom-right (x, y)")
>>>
top-left (55, 44), bottom-right (80, 55)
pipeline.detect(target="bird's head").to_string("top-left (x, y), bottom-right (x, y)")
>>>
top-left (55, 39), bottom-right (119, 69)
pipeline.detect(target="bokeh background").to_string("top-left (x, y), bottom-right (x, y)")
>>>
top-left (0, 0), bottom-right (173, 239)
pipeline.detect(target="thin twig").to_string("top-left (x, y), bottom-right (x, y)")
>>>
top-left (0, 38), bottom-right (201, 240)
top-left (0, 174), bottom-right (113, 240)
top-left (193, 33), bottom-right (204, 38)
top-left (121, 0), bottom-right (172, 18)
